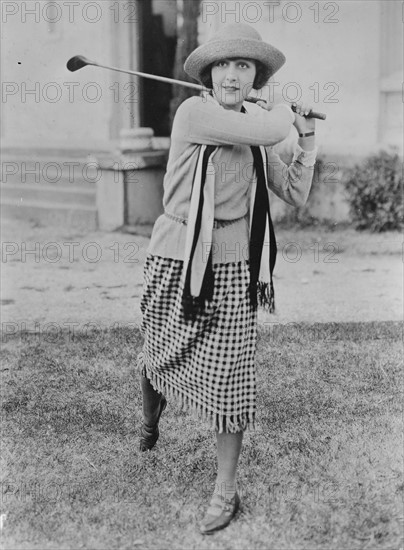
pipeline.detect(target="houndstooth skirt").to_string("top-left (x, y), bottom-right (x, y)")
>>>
top-left (137, 254), bottom-right (258, 433)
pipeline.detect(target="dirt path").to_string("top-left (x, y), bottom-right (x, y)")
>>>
top-left (1, 219), bottom-right (402, 335)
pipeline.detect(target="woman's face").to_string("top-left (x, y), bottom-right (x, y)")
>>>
top-left (211, 58), bottom-right (257, 111)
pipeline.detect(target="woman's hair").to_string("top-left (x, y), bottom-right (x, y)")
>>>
top-left (200, 59), bottom-right (269, 90)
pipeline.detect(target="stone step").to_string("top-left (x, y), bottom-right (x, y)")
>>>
top-left (1, 182), bottom-right (96, 207)
top-left (1, 163), bottom-right (98, 190)
top-left (1, 198), bottom-right (98, 230)
top-left (0, 149), bottom-right (104, 230)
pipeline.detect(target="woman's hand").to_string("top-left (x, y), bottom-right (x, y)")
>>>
top-left (255, 99), bottom-right (316, 148)
top-left (256, 99), bottom-right (316, 132)
top-left (292, 100), bottom-right (316, 135)
top-left (255, 100), bottom-right (270, 110)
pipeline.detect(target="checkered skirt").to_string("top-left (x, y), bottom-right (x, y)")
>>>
top-left (137, 254), bottom-right (258, 433)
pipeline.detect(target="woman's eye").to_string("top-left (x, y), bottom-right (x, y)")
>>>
top-left (238, 62), bottom-right (248, 69)
top-left (216, 61), bottom-right (227, 67)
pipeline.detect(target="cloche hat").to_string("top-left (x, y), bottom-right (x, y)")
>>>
top-left (184, 23), bottom-right (286, 89)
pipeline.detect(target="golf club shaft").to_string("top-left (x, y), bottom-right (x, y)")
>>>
top-left (93, 61), bottom-right (203, 90)
top-left (87, 60), bottom-right (326, 120)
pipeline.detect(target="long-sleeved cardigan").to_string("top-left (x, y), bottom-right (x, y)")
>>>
top-left (147, 94), bottom-right (316, 264)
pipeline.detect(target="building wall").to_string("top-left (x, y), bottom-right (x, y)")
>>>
top-left (199, 0), bottom-right (402, 157)
top-left (1, 0), bottom-right (140, 152)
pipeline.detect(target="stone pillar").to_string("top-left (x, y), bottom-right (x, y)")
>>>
top-left (95, 165), bottom-right (125, 232)
top-left (109, 0), bottom-right (143, 143)
top-left (95, 1), bottom-right (168, 234)
top-left (378, 0), bottom-right (403, 148)
top-left (92, 128), bottom-right (168, 233)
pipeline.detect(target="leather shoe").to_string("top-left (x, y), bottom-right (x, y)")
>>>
top-left (199, 491), bottom-right (240, 535)
top-left (139, 396), bottom-right (167, 451)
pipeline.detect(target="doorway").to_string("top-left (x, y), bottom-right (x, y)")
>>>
top-left (140, 1), bottom-right (178, 136)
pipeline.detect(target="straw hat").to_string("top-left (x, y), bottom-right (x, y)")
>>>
top-left (184, 23), bottom-right (286, 90)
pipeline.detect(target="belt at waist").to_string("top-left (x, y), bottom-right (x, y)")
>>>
top-left (164, 210), bottom-right (248, 229)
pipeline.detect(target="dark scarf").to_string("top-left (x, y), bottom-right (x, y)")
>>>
top-left (182, 110), bottom-right (277, 321)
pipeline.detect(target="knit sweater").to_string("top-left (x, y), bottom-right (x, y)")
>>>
top-left (148, 94), bottom-right (316, 264)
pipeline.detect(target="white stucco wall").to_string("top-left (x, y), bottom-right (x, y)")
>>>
top-left (1, 0), bottom-right (134, 151)
top-left (199, 0), bottom-right (397, 156)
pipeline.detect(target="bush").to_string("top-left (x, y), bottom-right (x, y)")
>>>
top-left (344, 150), bottom-right (403, 232)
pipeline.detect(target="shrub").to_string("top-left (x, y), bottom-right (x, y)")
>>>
top-left (344, 150), bottom-right (403, 232)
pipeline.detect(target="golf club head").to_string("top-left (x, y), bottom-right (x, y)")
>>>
top-left (66, 55), bottom-right (94, 72)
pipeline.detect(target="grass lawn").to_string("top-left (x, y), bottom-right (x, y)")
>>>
top-left (1, 322), bottom-right (403, 549)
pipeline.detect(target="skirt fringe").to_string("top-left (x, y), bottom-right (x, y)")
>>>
top-left (138, 352), bottom-right (255, 434)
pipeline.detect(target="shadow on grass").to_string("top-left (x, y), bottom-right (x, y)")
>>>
top-left (1, 322), bottom-right (403, 550)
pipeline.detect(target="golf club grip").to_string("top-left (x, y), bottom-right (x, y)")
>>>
top-left (245, 97), bottom-right (326, 120)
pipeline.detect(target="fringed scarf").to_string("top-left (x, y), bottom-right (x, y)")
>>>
top-left (182, 124), bottom-right (277, 321)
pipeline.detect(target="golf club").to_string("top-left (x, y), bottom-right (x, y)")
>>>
top-left (66, 55), bottom-right (326, 120)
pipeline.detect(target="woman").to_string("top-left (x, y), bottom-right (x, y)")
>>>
top-left (137, 23), bottom-right (317, 534)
